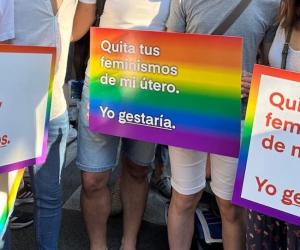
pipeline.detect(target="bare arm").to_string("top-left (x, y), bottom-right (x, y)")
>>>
top-left (71, 2), bottom-right (96, 42)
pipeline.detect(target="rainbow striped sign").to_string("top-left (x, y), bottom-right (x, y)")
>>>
top-left (233, 65), bottom-right (300, 226)
top-left (0, 45), bottom-right (55, 173)
top-left (89, 28), bottom-right (242, 157)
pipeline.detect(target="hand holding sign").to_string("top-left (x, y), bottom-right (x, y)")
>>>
top-left (241, 71), bottom-right (252, 98)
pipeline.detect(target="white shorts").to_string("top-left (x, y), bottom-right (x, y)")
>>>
top-left (169, 122), bottom-right (244, 200)
top-left (169, 147), bottom-right (237, 200)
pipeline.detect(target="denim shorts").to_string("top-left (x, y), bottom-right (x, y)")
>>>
top-left (76, 83), bottom-right (156, 173)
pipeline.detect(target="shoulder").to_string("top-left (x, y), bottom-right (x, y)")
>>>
top-left (251, 0), bottom-right (280, 25)
top-left (249, 0), bottom-right (280, 15)
top-left (254, 0), bottom-right (280, 8)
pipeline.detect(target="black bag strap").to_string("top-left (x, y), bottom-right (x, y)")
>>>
top-left (95, 0), bottom-right (106, 26)
top-left (211, 0), bottom-right (252, 35)
top-left (281, 27), bottom-right (293, 69)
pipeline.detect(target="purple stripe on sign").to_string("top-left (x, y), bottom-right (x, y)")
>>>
top-left (0, 136), bottom-right (48, 173)
top-left (232, 155), bottom-right (249, 201)
top-left (0, 158), bottom-right (36, 173)
top-left (232, 196), bottom-right (300, 227)
top-left (89, 115), bottom-right (240, 157)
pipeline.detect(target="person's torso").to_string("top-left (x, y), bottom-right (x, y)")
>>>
top-left (269, 26), bottom-right (300, 72)
top-left (85, 0), bottom-right (171, 80)
top-left (181, 0), bottom-right (280, 72)
top-left (100, 0), bottom-right (171, 31)
top-left (12, 0), bottom-right (78, 119)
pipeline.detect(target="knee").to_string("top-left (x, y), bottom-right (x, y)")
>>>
top-left (218, 199), bottom-right (243, 224)
top-left (124, 159), bottom-right (149, 183)
top-left (32, 178), bottom-right (62, 209)
top-left (171, 190), bottom-right (201, 214)
top-left (81, 171), bottom-right (110, 196)
top-left (36, 187), bottom-right (62, 210)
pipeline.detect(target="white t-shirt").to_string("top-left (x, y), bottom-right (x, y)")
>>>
top-left (100, 0), bottom-right (170, 31)
top-left (81, 0), bottom-right (171, 31)
top-left (12, 0), bottom-right (78, 120)
top-left (85, 0), bottom-right (171, 79)
top-left (0, 0), bottom-right (14, 41)
top-left (269, 26), bottom-right (300, 72)
top-left (79, 0), bottom-right (96, 3)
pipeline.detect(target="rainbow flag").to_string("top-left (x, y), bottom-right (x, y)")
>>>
top-left (89, 28), bottom-right (242, 157)
top-left (0, 169), bottom-right (24, 244)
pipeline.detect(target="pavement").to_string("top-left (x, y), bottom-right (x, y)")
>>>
top-left (11, 139), bottom-right (223, 250)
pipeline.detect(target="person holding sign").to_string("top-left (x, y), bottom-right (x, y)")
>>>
top-left (5, 1), bottom-right (92, 249)
top-left (166, 1), bottom-right (279, 250)
top-left (72, 1), bottom-right (171, 249)
top-left (246, 0), bottom-right (300, 249)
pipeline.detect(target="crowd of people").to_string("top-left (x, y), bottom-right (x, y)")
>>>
top-left (0, 0), bottom-right (300, 249)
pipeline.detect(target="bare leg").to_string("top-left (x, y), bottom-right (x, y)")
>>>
top-left (168, 189), bottom-right (202, 250)
top-left (216, 197), bottom-right (245, 250)
top-left (81, 171), bottom-right (111, 250)
top-left (120, 157), bottom-right (149, 250)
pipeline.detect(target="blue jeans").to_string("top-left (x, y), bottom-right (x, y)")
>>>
top-left (29, 112), bottom-right (69, 250)
top-left (0, 229), bottom-right (10, 250)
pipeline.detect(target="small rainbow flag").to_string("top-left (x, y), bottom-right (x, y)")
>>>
top-left (89, 28), bottom-right (242, 157)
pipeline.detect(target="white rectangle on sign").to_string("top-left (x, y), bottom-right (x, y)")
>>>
top-left (0, 46), bottom-right (55, 172)
top-left (242, 74), bottom-right (300, 217)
